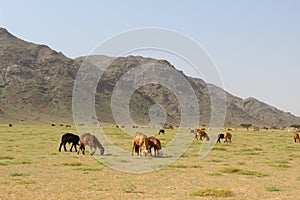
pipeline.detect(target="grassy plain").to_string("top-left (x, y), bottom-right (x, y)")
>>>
top-left (0, 124), bottom-right (300, 199)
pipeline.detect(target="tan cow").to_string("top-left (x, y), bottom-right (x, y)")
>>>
top-left (224, 132), bottom-right (232, 143)
top-left (194, 129), bottom-right (210, 141)
top-left (131, 132), bottom-right (149, 156)
top-left (294, 133), bottom-right (300, 142)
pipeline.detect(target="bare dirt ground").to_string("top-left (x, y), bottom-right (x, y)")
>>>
top-left (1, 124), bottom-right (300, 199)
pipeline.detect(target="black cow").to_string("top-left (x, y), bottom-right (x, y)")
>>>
top-left (58, 133), bottom-right (80, 152)
top-left (158, 129), bottom-right (165, 135)
top-left (217, 133), bottom-right (224, 143)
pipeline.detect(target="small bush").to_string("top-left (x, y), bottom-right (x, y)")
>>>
top-left (16, 179), bottom-right (36, 185)
top-left (62, 162), bottom-right (83, 166)
top-left (189, 188), bottom-right (233, 197)
top-left (220, 167), bottom-right (267, 177)
top-left (0, 155), bottom-right (14, 160)
top-left (9, 172), bottom-right (28, 177)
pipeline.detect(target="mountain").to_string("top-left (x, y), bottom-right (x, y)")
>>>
top-left (0, 27), bottom-right (299, 127)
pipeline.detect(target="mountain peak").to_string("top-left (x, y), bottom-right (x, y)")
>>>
top-left (0, 28), bottom-right (15, 38)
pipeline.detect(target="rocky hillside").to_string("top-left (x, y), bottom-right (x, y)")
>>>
top-left (0, 27), bottom-right (299, 127)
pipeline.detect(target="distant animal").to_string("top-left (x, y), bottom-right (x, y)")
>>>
top-left (158, 129), bottom-right (165, 135)
top-left (58, 133), bottom-right (80, 152)
top-left (148, 136), bottom-right (163, 157)
top-left (224, 132), bottom-right (232, 143)
top-left (51, 124), bottom-right (55, 126)
top-left (227, 128), bottom-right (232, 131)
top-left (217, 133), bottom-right (224, 143)
top-left (8, 123), bottom-right (13, 127)
top-left (132, 132), bottom-right (149, 156)
top-left (65, 124), bottom-right (71, 128)
top-left (194, 129), bottom-right (209, 141)
top-left (79, 133), bottom-right (104, 155)
top-left (294, 133), bottom-right (300, 142)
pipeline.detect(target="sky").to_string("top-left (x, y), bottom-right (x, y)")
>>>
top-left (1, 0), bottom-right (300, 116)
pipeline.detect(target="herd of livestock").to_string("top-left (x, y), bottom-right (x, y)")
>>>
top-left (6, 122), bottom-right (300, 157)
top-left (57, 128), bottom-right (234, 157)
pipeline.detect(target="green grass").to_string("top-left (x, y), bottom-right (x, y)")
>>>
top-left (62, 162), bottom-right (84, 166)
top-left (265, 185), bottom-right (280, 192)
top-left (15, 179), bottom-right (36, 185)
top-left (220, 167), bottom-right (268, 177)
top-left (189, 188), bottom-right (234, 197)
top-left (9, 172), bottom-right (28, 177)
top-left (0, 155), bottom-right (14, 160)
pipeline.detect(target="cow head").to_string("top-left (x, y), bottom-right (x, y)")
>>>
top-left (157, 149), bottom-right (163, 157)
top-left (143, 149), bottom-right (149, 156)
top-left (100, 147), bottom-right (105, 155)
top-left (78, 139), bottom-right (85, 155)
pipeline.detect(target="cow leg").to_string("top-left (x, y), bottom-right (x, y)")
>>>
top-left (132, 144), bottom-right (135, 156)
top-left (90, 146), bottom-right (94, 155)
top-left (63, 143), bottom-right (68, 151)
top-left (58, 143), bottom-right (63, 152)
top-left (74, 143), bottom-right (78, 152)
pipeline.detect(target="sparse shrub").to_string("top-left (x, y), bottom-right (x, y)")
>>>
top-left (62, 162), bottom-right (83, 166)
top-left (265, 185), bottom-right (280, 192)
top-left (220, 167), bottom-right (267, 177)
top-left (189, 188), bottom-right (233, 197)
top-left (120, 178), bottom-right (136, 193)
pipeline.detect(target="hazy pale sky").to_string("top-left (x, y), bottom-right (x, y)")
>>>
top-left (1, 0), bottom-right (299, 116)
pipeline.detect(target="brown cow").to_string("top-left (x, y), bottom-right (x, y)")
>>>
top-left (148, 136), bottom-right (163, 157)
top-left (224, 132), bottom-right (232, 143)
top-left (131, 132), bottom-right (149, 156)
top-left (294, 133), bottom-right (300, 142)
top-left (194, 129), bottom-right (210, 141)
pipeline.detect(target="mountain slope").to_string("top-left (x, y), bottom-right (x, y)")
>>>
top-left (0, 27), bottom-right (299, 127)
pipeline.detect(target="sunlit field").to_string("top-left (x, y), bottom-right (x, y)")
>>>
top-left (1, 124), bottom-right (300, 199)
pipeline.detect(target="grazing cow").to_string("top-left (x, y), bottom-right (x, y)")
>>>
top-left (79, 133), bottom-right (104, 155)
top-left (294, 133), bottom-right (300, 142)
top-left (158, 129), bottom-right (165, 135)
top-left (51, 123), bottom-right (55, 126)
top-left (194, 129), bottom-right (210, 141)
top-left (65, 124), bottom-right (71, 128)
top-left (9, 123), bottom-right (13, 127)
top-left (217, 133), bottom-right (224, 143)
top-left (132, 132), bottom-right (149, 156)
top-left (224, 132), bottom-right (232, 143)
top-left (148, 136), bottom-right (163, 157)
top-left (58, 133), bottom-right (80, 152)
